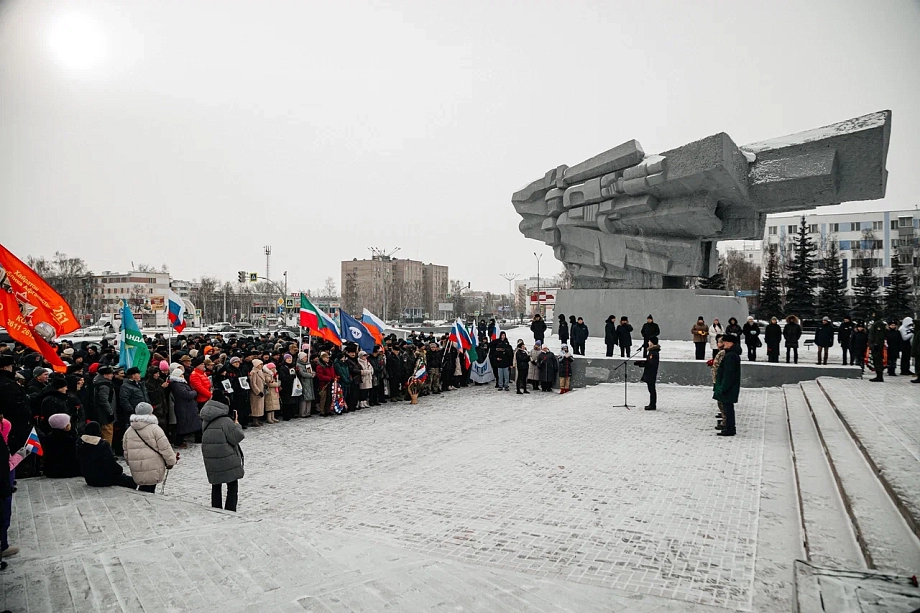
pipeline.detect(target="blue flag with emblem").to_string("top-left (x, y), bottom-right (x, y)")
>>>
top-left (339, 309), bottom-right (376, 353)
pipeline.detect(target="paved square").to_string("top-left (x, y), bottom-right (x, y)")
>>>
top-left (3, 382), bottom-right (786, 612)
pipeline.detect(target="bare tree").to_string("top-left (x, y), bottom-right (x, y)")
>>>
top-left (26, 252), bottom-right (91, 317)
top-left (135, 263), bottom-right (157, 273)
top-left (129, 284), bottom-right (148, 311)
top-left (322, 276), bottom-right (337, 297)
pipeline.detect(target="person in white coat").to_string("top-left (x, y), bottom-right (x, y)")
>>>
top-left (122, 402), bottom-right (177, 493)
top-left (708, 318), bottom-right (724, 358)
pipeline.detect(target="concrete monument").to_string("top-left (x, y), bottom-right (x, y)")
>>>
top-left (512, 111), bottom-right (892, 338)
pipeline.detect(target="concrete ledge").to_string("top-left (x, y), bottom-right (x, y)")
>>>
top-left (571, 357), bottom-right (862, 389)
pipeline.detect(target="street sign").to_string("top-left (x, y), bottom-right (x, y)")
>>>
top-left (438, 302), bottom-right (453, 312)
top-left (149, 296), bottom-right (165, 312)
top-left (195, 309), bottom-right (202, 318)
top-left (277, 298), bottom-right (285, 306)
top-left (735, 290), bottom-right (759, 297)
top-left (249, 272), bottom-right (258, 283)
top-left (278, 306), bottom-right (284, 313)
top-left (285, 298), bottom-right (295, 308)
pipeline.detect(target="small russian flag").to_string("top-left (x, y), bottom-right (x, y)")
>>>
top-left (26, 427), bottom-right (43, 456)
top-left (413, 365), bottom-right (427, 382)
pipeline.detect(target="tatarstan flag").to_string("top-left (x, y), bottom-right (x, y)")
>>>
top-left (300, 294), bottom-right (341, 346)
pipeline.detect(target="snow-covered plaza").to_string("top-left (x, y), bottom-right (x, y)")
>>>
top-left (2, 374), bottom-right (919, 612)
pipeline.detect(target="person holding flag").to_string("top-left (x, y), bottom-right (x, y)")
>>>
top-left (167, 290), bottom-right (187, 334)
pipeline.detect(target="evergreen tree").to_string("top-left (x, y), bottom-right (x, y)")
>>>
top-left (759, 243), bottom-right (784, 319)
top-left (885, 248), bottom-right (913, 320)
top-left (853, 245), bottom-right (881, 323)
top-left (784, 216), bottom-right (818, 318)
top-left (698, 272), bottom-right (726, 290)
top-left (817, 239), bottom-right (848, 320)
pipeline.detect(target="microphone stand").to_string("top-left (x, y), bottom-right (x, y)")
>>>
top-left (612, 344), bottom-right (645, 410)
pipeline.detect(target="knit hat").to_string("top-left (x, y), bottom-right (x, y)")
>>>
top-left (284, 353), bottom-right (293, 360)
top-left (84, 421), bottom-right (102, 437)
top-left (297, 352), bottom-right (307, 359)
top-left (33, 366), bottom-right (50, 378)
top-left (134, 402), bottom-right (153, 416)
top-left (48, 413), bottom-right (71, 430)
top-left (159, 360), bottom-right (170, 371)
top-left (170, 368), bottom-right (185, 379)
top-left (189, 349), bottom-right (199, 358)
top-left (191, 356), bottom-right (205, 367)
top-left (229, 356), bottom-right (241, 364)
top-left (252, 359), bottom-right (263, 368)
top-left (62, 347), bottom-right (74, 356)
top-left (265, 362), bottom-right (276, 370)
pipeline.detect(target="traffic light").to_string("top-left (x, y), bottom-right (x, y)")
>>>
top-left (237, 271), bottom-right (246, 283)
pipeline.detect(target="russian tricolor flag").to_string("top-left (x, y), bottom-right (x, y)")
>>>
top-left (361, 308), bottom-right (385, 345)
top-left (413, 365), bottom-right (427, 382)
top-left (168, 290), bottom-right (187, 334)
top-left (26, 427), bottom-right (43, 456)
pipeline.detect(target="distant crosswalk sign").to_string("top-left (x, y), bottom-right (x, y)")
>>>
top-left (249, 272), bottom-right (258, 282)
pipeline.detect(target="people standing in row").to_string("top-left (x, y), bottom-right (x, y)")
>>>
top-left (741, 316), bottom-right (761, 361)
top-left (850, 322), bottom-right (869, 372)
top-left (868, 313), bottom-right (887, 382)
top-left (708, 318), bottom-right (723, 359)
top-left (783, 315), bottom-right (802, 364)
top-left (616, 317), bottom-right (633, 357)
top-left (691, 317), bottom-right (709, 360)
top-left (839, 316), bottom-right (855, 365)
top-left (884, 320), bottom-right (902, 377)
top-left (514, 340), bottom-right (531, 394)
top-left (604, 315), bottom-right (617, 357)
top-left (570, 317), bottom-right (589, 356)
top-left (557, 314), bottom-right (569, 347)
top-left (537, 345), bottom-right (558, 392)
top-left (527, 342), bottom-right (542, 391)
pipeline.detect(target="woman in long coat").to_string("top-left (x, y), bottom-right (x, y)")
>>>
top-left (263, 363), bottom-right (281, 423)
top-left (277, 354), bottom-right (298, 421)
top-left (357, 351), bottom-right (374, 408)
top-left (248, 359), bottom-right (266, 426)
top-left (537, 346), bottom-right (558, 392)
top-left (527, 343), bottom-right (542, 391)
top-left (295, 352), bottom-right (315, 417)
top-left (169, 368), bottom-right (201, 446)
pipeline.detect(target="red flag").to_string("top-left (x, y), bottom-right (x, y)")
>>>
top-left (0, 243), bottom-right (80, 372)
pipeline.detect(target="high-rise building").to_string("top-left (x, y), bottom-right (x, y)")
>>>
top-left (341, 256), bottom-right (448, 321)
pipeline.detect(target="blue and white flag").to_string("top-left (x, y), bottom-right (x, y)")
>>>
top-left (339, 309), bottom-right (376, 353)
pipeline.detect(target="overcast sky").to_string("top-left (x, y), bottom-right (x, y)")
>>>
top-left (1, 0), bottom-right (918, 294)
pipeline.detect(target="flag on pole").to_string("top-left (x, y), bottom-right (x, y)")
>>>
top-left (339, 310), bottom-right (376, 353)
top-left (300, 295), bottom-right (341, 345)
top-left (0, 243), bottom-right (80, 372)
top-left (119, 302), bottom-right (151, 374)
top-left (26, 427), bottom-right (43, 456)
top-left (361, 308), bottom-right (385, 345)
top-left (450, 318), bottom-right (477, 364)
top-left (413, 365), bottom-right (427, 382)
top-left (167, 290), bottom-right (186, 334)
top-left (490, 320), bottom-right (502, 341)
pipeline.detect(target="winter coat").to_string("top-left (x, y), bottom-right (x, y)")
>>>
top-left (557, 319), bottom-right (569, 343)
top-left (248, 366), bottom-right (266, 417)
top-left (65, 390), bottom-right (86, 434)
top-left (189, 368), bottom-right (212, 404)
top-left (885, 328), bottom-right (902, 353)
top-left (169, 376), bottom-right (201, 436)
top-left (145, 376), bottom-right (168, 425)
top-left (358, 356), bottom-right (374, 390)
top-left (713, 349), bottom-right (741, 405)
top-left (570, 322), bottom-right (589, 345)
top-left (604, 319), bottom-right (617, 345)
top-left (122, 414), bottom-right (176, 486)
top-left (637, 344), bottom-right (660, 384)
top-left (838, 321), bottom-right (855, 346)
top-left (514, 347), bottom-right (531, 374)
top-left (91, 375), bottom-right (117, 426)
top-left (315, 361), bottom-right (335, 390)
top-left (426, 349), bottom-right (442, 370)
top-left (199, 400), bottom-right (245, 485)
top-left (0, 370), bottom-right (30, 451)
top-left (616, 323), bottom-right (633, 348)
top-left (708, 324), bottom-right (724, 349)
top-left (278, 362), bottom-right (298, 406)
top-left (557, 354), bottom-right (574, 378)
top-left (912, 328), bottom-right (920, 360)
top-left (40, 429), bottom-right (80, 478)
top-left (691, 322), bottom-right (708, 343)
top-left (224, 364), bottom-right (250, 414)
top-left (531, 318), bottom-right (547, 342)
top-left (742, 322), bottom-right (761, 347)
top-left (334, 359), bottom-right (352, 386)
top-left (899, 317), bottom-right (914, 343)
top-left (76, 433), bottom-right (128, 487)
top-left (850, 330), bottom-right (869, 356)
top-left (726, 323), bottom-right (743, 338)
top-left (39, 390), bottom-right (69, 434)
top-left (490, 339), bottom-right (512, 368)
top-left (386, 351), bottom-right (404, 383)
top-left (527, 348), bottom-right (542, 381)
top-left (814, 323), bottom-right (835, 348)
top-left (538, 351), bottom-right (558, 384)
top-left (640, 322), bottom-right (660, 343)
top-left (264, 370), bottom-right (281, 412)
top-left (118, 379), bottom-right (149, 426)
top-left (868, 320), bottom-right (887, 349)
top-left (783, 322), bottom-right (802, 348)
top-left (765, 323), bottom-right (782, 346)
top-left (295, 359), bottom-right (316, 401)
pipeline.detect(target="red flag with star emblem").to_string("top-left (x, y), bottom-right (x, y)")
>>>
top-left (0, 243), bottom-right (80, 372)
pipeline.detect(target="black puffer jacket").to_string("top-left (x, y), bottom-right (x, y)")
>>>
top-left (604, 318), bottom-right (617, 345)
top-left (76, 424), bottom-right (128, 487)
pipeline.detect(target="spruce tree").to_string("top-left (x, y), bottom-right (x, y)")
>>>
top-left (885, 248), bottom-right (913, 320)
top-left (759, 243), bottom-right (784, 320)
top-left (853, 248), bottom-right (881, 323)
top-left (784, 216), bottom-right (818, 318)
top-left (698, 272), bottom-right (726, 290)
top-left (817, 239), bottom-right (848, 320)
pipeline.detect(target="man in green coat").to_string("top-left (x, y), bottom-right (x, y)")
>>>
top-left (713, 334), bottom-right (741, 437)
top-left (868, 312), bottom-right (887, 382)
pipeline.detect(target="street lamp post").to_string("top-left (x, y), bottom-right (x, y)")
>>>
top-left (534, 253), bottom-right (542, 317)
top-left (500, 273), bottom-right (519, 320)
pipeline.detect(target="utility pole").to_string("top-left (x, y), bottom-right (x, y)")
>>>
top-left (500, 273), bottom-right (519, 320)
top-left (264, 245), bottom-right (272, 323)
top-left (534, 253), bottom-right (543, 317)
top-left (369, 246), bottom-right (400, 322)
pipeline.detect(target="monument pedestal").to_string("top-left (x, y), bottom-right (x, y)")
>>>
top-left (554, 289), bottom-right (749, 341)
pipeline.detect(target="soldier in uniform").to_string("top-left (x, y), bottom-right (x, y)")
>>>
top-left (868, 312), bottom-right (887, 382)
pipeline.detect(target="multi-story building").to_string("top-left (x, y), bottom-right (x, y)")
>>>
top-left (761, 208), bottom-right (920, 295)
top-left (88, 271), bottom-right (171, 323)
top-left (341, 256), bottom-right (448, 321)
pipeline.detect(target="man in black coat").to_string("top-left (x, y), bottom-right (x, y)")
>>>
top-left (0, 355), bottom-right (31, 451)
top-left (838, 316), bottom-right (855, 365)
top-left (849, 322), bottom-right (869, 372)
top-left (814, 317), bottom-right (835, 366)
top-left (741, 316), bottom-right (761, 362)
top-left (764, 317), bottom-right (782, 363)
top-left (530, 314), bottom-right (547, 344)
top-left (640, 316), bottom-right (660, 358)
top-left (885, 321), bottom-right (902, 377)
top-left (616, 317), bottom-right (633, 357)
top-left (868, 314), bottom-right (886, 382)
top-left (570, 318), bottom-right (589, 356)
top-left (635, 337), bottom-right (660, 410)
top-left (604, 315), bottom-right (617, 357)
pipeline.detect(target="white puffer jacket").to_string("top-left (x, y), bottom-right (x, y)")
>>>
top-left (123, 414), bottom-right (177, 486)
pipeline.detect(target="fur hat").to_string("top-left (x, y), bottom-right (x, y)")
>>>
top-left (0, 355), bottom-right (14, 368)
top-left (125, 367), bottom-right (141, 377)
top-left (48, 413), bottom-right (71, 430)
top-left (62, 347), bottom-right (75, 356)
top-left (722, 334), bottom-right (739, 344)
top-left (134, 402), bottom-right (153, 416)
